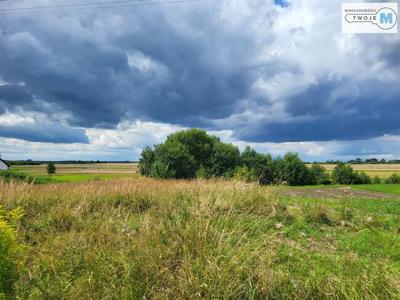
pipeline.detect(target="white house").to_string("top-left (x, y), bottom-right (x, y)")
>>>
top-left (0, 159), bottom-right (9, 171)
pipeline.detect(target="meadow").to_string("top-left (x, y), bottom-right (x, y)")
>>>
top-left (10, 163), bottom-right (139, 182)
top-left (1, 176), bottom-right (400, 299)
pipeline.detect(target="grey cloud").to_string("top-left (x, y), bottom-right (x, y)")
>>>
top-left (0, 0), bottom-right (399, 146)
top-left (0, 121), bottom-right (89, 143)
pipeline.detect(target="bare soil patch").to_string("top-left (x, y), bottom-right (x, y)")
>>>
top-left (287, 187), bottom-right (396, 199)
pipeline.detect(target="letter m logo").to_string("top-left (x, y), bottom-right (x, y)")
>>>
top-left (380, 12), bottom-right (393, 24)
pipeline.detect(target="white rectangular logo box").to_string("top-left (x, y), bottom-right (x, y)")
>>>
top-left (342, 2), bottom-right (398, 33)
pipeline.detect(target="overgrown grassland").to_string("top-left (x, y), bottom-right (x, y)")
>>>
top-left (1, 178), bottom-right (400, 299)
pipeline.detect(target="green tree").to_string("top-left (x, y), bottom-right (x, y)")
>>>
top-left (154, 141), bottom-right (197, 179)
top-left (281, 153), bottom-right (310, 186)
top-left (331, 163), bottom-right (354, 184)
top-left (240, 146), bottom-right (272, 179)
top-left (308, 164), bottom-right (330, 185)
top-left (166, 129), bottom-right (219, 170)
top-left (46, 163), bottom-right (56, 175)
top-left (139, 147), bottom-right (155, 176)
top-left (208, 142), bottom-right (240, 177)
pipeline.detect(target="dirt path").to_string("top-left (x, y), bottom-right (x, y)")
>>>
top-left (287, 187), bottom-right (396, 199)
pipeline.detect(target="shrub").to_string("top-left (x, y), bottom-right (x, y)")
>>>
top-left (233, 166), bottom-right (258, 183)
top-left (0, 207), bottom-right (23, 298)
top-left (331, 163), bottom-right (355, 185)
top-left (139, 129), bottom-right (219, 179)
top-left (352, 171), bottom-right (371, 184)
top-left (195, 165), bottom-right (208, 179)
top-left (372, 176), bottom-right (381, 184)
top-left (385, 174), bottom-right (400, 184)
top-left (240, 146), bottom-right (272, 177)
top-left (308, 164), bottom-right (331, 185)
top-left (149, 160), bottom-right (175, 179)
top-left (331, 163), bottom-right (372, 185)
top-left (281, 153), bottom-right (310, 186)
top-left (0, 171), bottom-right (34, 183)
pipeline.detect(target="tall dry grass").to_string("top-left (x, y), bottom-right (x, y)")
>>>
top-left (1, 178), bottom-right (399, 299)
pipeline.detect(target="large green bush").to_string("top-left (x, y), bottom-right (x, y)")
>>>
top-left (208, 142), bottom-right (240, 178)
top-left (331, 163), bottom-right (355, 184)
top-left (139, 129), bottom-right (230, 179)
top-left (308, 164), bottom-right (331, 185)
top-left (385, 174), bottom-right (400, 184)
top-left (139, 129), bottom-right (381, 186)
top-left (331, 163), bottom-right (371, 185)
top-left (281, 153), bottom-right (310, 186)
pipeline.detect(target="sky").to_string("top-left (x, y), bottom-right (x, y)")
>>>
top-left (0, 0), bottom-right (399, 161)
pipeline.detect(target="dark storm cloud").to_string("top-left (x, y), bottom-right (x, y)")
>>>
top-left (0, 122), bottom-right (89, 143)
top-left (0, 85), bottom-right (34, 113)
top-left (236, 78), bottom-right (400, 142)
top-left (0, 0), bottom-right (399, 145)
top-left (0, 1), bottom-right (270, 140)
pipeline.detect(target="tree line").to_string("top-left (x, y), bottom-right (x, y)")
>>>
top-left (139, 129), bottom-right (398, 186)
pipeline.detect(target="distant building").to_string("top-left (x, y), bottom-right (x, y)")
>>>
top-left (0, 159), bottom-right (9, 171)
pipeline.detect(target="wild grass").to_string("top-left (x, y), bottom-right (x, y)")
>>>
top-left (1, 178), bottom-right (400, 299)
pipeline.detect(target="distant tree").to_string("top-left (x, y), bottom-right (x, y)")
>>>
top-left (47, 163), bottom-right (56, 175)
top-left (366, 158), bottom-right (378, 164)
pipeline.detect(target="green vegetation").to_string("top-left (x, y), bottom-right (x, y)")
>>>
top-left (0, 206), bottom-right (24, 298)
top-left (5, 163), bottom-right (139, 184)
top-left (0, 171), bottom-right (35, 183)
top-left (46, 163), bottom-right (56, 175)
top-left (331, 162), bottom-right (371, 185)
top-left (385, 174), bottom-right (400, 184)
top-left (352, 184), bottom-right (400, 195)
top-left (1, 178), bottom-right (400, 298)
top-left (139, 129), bottom-right (329, 185)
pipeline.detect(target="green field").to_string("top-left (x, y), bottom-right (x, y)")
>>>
top-left (1, 177), bottom-right (400, 298)
top-left (352, 184), bottom-right (400, 195)
top-left (10, 163), bottom-right (139, 182)
top-left (2, 163), bottom-right (400, 298)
